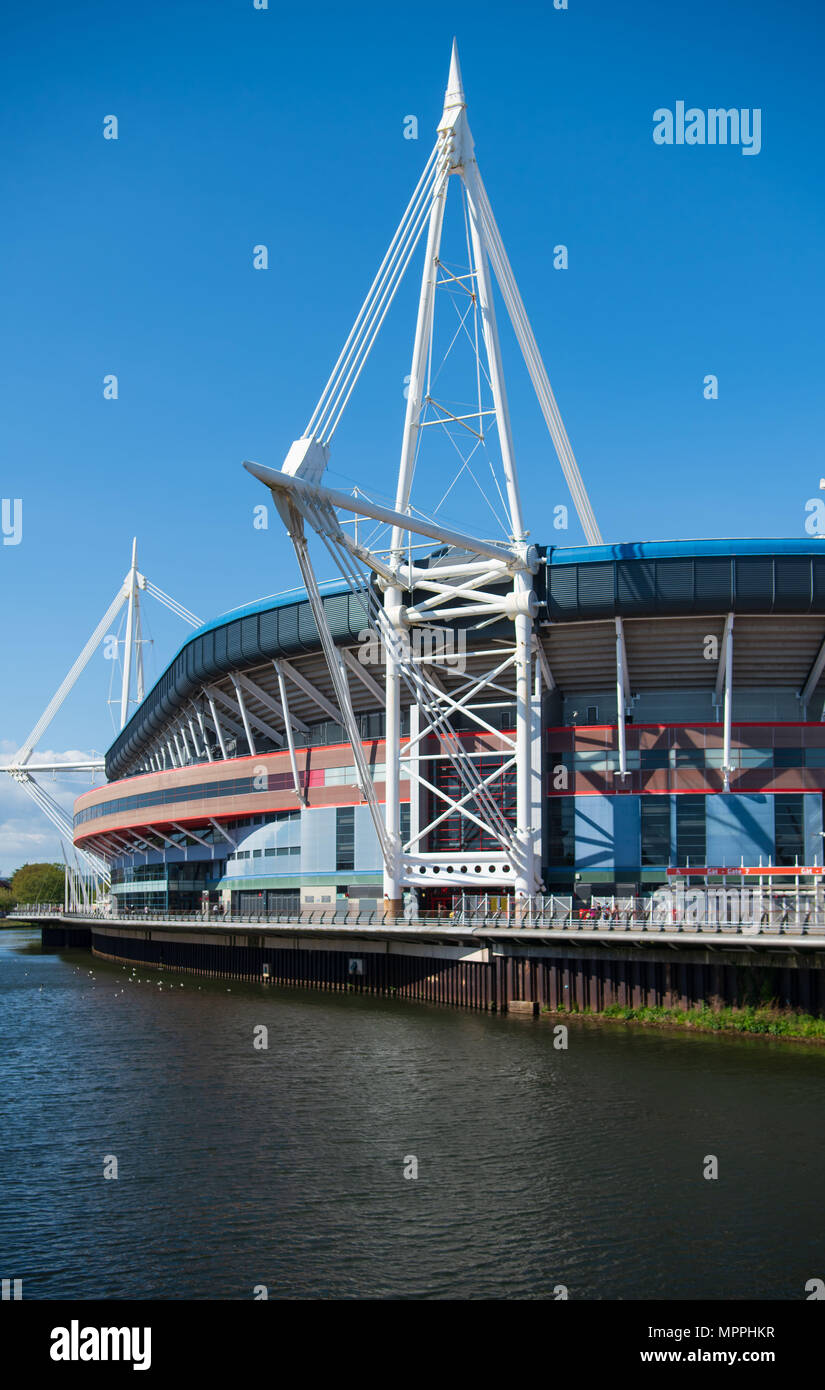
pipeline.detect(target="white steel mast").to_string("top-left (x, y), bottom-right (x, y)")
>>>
top-left (247, 41), bottom-right (602, 916)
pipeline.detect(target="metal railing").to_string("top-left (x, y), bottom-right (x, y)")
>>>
top-left (13, 897), bottom-right (825, 938)
top-left (5, 902), bottom-right (64, 916)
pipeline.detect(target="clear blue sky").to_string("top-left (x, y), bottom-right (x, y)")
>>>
top-left (1, 0), bottom-right (823, 868)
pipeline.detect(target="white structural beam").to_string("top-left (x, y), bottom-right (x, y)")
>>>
top-left (234, 670), bottom-right (309, 737)
top-left (229, 677), bottom-right (257, 755)
top-left (274, 662), bottom-right (307, 804)
top-left (178, 722), bottom-right (193, 761)
top-left (711, 614), bottom-right (735, 790)
top-left (192, 707), bottom-right (213, 762)
top-left (206, 693), bottom-right (229, 759)
top-left (532, 636), bottom-right (555, 693)
top-left (201, 697), bottom-right (247, 747)
top-left (146, 825), bottom-right (185, 851)
top-left (0, 761), bottom-right (104, 774)
top-left (720, 614), bottom-right (734, 791)
top-left (209, 817), bottom-right (236, 847)
top-left (170, 821), bottom-right (213, 851)
top-left (800, 626), bottom-right (825, 713)
top-left (276, 659), bottom-right (344, 726)
top-left (615, 618), bottom-right (629, 780)
top-left (208, 682), bottom-right (282, 751)
top-left (615, 617), bottom-right (631, 701)
top-left (714, 614), bottom-right (734, 706)
top-left (226, 680), bottom-right (287, 747)
top-left (244, 462), bottom-right (517, 567)
top-left (186, 716), bottom-right (203, 759)
top-left (341, 646), bottom-right (386, 707)
top-left (120, 537), bottom-right (141, 729)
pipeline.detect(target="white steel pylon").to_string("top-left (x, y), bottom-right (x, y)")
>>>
top-left (2, 538), bottom-right (202, 887)
top-left (245, 42), bottom-right (603, 912)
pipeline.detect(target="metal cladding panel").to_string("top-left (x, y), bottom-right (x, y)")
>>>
top-left (276, 604), bottom-right (300, 653)
top-left (258, 608), bottom-right (279, 655)
top-left (577, 563), bottom-right (615, 616)
top-left (773, 558), bottom-right (813, 610)
top-left (813, 558), bottom-right (825, 610)
top-left (348, 591), bottom-right (370, 635)
top-left (546, 566), bottom-right (578, 619)
top-left (734, 559), bottom-right (774, 613)
top-left (693, 558), bottom-right (733, 609)
top-left (654, 559), bottom-right (694, 613)
top-left (226, 622), bottom-right (244, 666)
top-left (200, 631), bottom-right (215, 677)
top-left (617, 560), bottom-right (656, 614)
top-left (297, 603), bottom-right (321, 651)
top-left (212, 625), bottom-right (229, 672)
top-left (324, 592), bottom-right (353, 641)
top-left (241, 614), bottom-right (262, 662)
top-left (187, 636), bottom-right (203, 682)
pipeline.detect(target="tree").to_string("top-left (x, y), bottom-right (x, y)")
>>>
top-left (0, 886), bottom-right (17, 913)
top-left (10, 862), bottom-right (64, 904)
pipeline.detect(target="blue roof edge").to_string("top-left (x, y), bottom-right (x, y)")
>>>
top-left (544, 538), bottom-right (824, 565)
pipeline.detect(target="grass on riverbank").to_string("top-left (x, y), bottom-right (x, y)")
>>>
top-left (543, 1002), bottom-right (825, 1041)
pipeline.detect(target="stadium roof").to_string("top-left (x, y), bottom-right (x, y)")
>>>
top-left (105, 539), bottom-right (825, 780)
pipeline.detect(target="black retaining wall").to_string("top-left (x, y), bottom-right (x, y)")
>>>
top-left (88, 929), bottom-right (825, 1017)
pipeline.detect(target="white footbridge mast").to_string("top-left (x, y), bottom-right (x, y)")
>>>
top-left (1, 538), bottom-right (201, 891)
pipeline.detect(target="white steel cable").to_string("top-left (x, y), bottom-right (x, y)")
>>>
top-left (319, 157), bottom-right (452, 442)
top-left (305, 143), bottom-right (438, 436)
top-left (144, 582), bottom-right (202, 628)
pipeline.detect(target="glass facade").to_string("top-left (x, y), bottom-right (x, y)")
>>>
top-left (774, 794), bottom-right (805, 866)
top-left (336, 807), bottom-right (355, 872)
top-left (547, 798), bottom-right (575, 866)
top-left (675, 796), bottom-right (706, 867)
top-left (640, 796), bottom-right (670, 866)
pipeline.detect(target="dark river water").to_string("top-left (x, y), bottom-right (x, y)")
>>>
top-left (1, 926), bottom-right (823, 1300)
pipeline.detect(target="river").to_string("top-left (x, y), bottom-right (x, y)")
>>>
top-left (1, 925), bottom-right (822, 1300)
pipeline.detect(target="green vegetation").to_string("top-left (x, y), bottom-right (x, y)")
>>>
top-left (542, 1001), bottom-right (825, 1041)
top-left (0, 863), bottom-right (64, 913)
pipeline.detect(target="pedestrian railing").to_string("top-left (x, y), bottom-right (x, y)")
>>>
top-left (15, 901), bottom-right (825, 938)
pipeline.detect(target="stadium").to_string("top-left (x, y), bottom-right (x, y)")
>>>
top-left (71, 537), bottom-right (825, 918)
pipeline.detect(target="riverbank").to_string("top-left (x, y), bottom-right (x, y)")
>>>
top-left (542, 1001), bottom-right (825, 1043)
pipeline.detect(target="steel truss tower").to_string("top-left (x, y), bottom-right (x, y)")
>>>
top-left (246, 42), bottom-right (602, 916)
